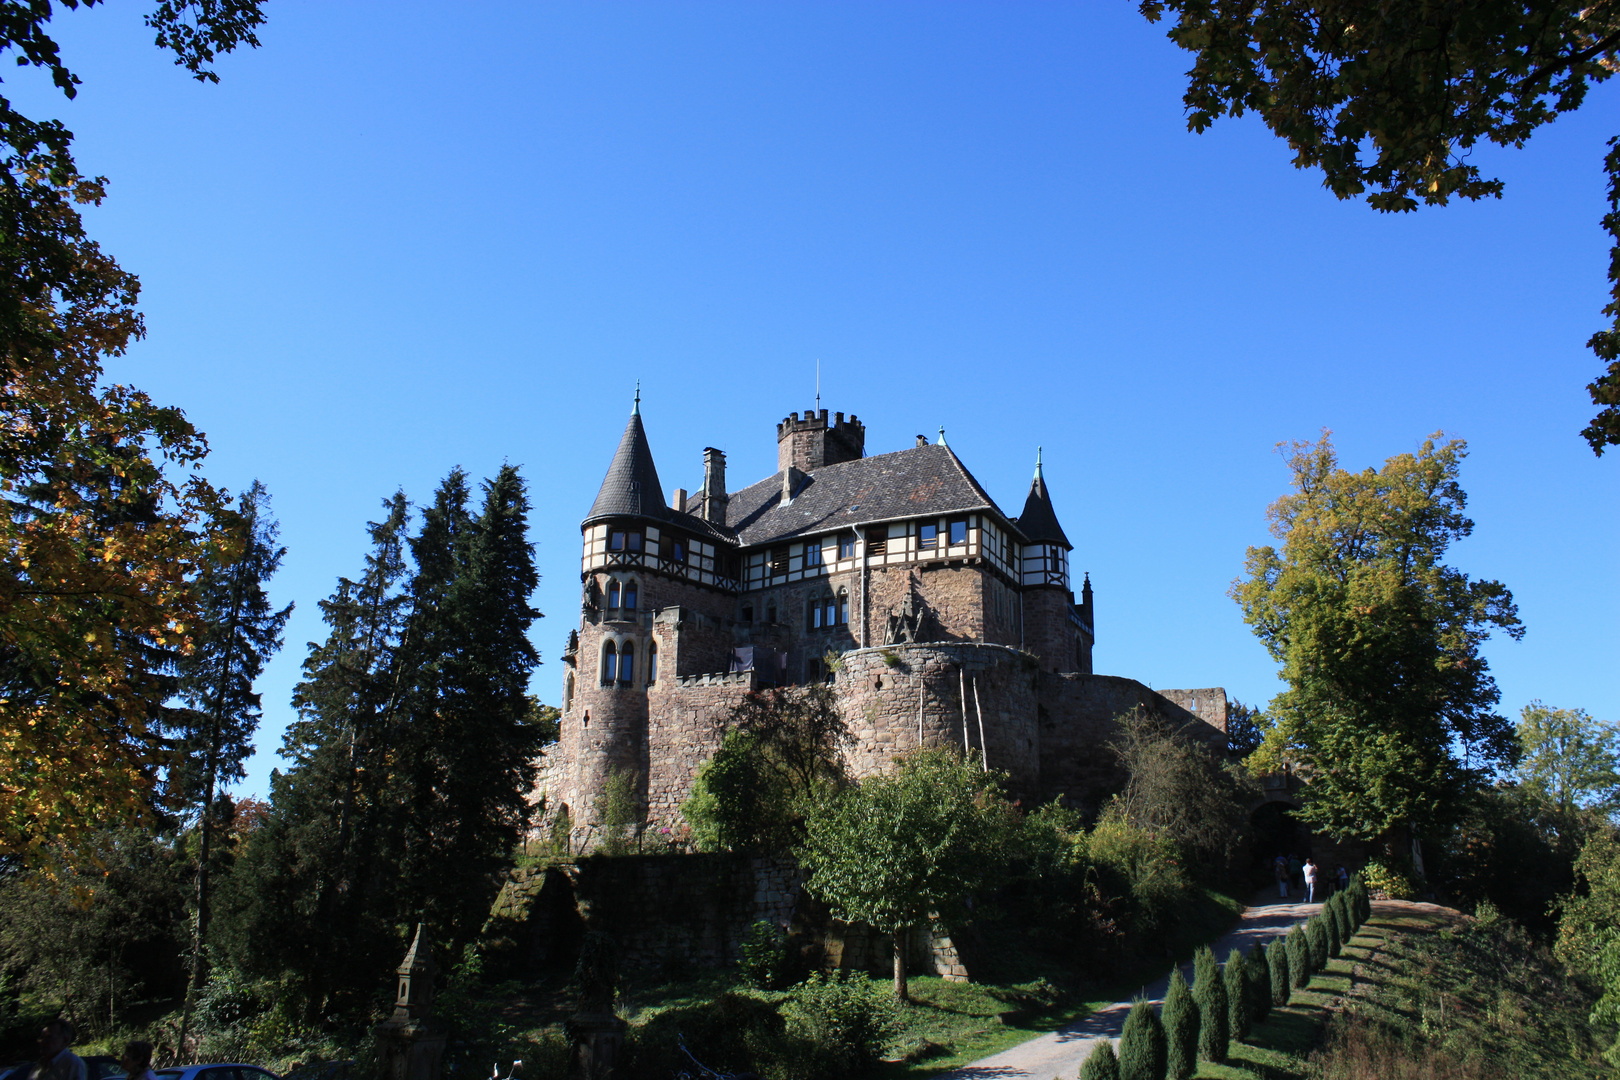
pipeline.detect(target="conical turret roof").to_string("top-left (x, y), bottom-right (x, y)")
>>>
top-left (585, 401), bottom-right (668, 525)
top-left (1016, 451), bottom-right (1070, 548)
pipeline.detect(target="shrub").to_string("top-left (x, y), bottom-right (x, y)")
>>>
top-left (1308, 916), bottom-right (1330, 970)
top-left (1326, 907), bottom-right (1342, 957)
top-left (1224, 947), bottom-right (1250, 1044)
top-left (1081, 1038), bottom-right (1122, 1080)
top-left (1088, 805), bottom-right (1193, 935)
top-left (1363, 857), bottom-right (1422, 900)
top-left (1287, 924), bottom-right (1311, 987)
top-left (780, 972), bottom-right (900, 1076)
top-left (1118, 1000), bottom-right (1167, 1080)
top-left (1162, 969), bottom-right (1198, 1080)
top-left (624, 992), bottom-right (784, 1078)
top-left (593, 767), bottom-right (641, 855)
top-left (1247, 940), bottom-right (1272, 1023)
top-left (738, 920), bottom-right (789, 990)
top-left (1192, 945), bottom-right (1228, 1062)
top-left (1266, 938), bottom-right (1290, 1006)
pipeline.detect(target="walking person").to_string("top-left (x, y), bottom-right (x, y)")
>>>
top-left (1303, 858), bottom-right (1319, 904)
top-left (1273, 853), bottom-right (1290, 898)
top-left (31, 1020), bottom-right (86, 1080)
top-left (119, 1042), bottom-right (157, 1080)
top-left (1337, 864), bottom-right (1350, 894)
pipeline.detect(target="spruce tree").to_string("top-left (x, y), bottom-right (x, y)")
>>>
top-left (172, 481), bottom-right (293, 1046)
top-left (1248, 940), bottom-right (1273, 1023)
top-left (1224, 947), bottom-right (1250, 1044)
top-left (1267, 938), bottom-right (1290, 1006)
top-left (1163, 969), bottom-right (1198, 1080)
top-left (1192, 945), bottom-right (1229, 1063)
top-left (1326, 905), bottom-right (1343, 957)
top-left (1333, 892), bottom-right (1354, 943)
top-left (1308, 915), bottom-right (1330, 969)
top-left (1080, 1039), bottom-right (1122, 1080)
top-left (1287, 923), bottom-right (1311, 988)
top-left (1118, 1000), bottom-right (1167, 1080)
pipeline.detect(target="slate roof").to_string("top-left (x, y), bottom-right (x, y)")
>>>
top-left (724, 443), bottom-right (1019, 547)
top-left (585, 408), bottom-right (669, 524)
top-left (1016, 463), bottom-right (1071, 548)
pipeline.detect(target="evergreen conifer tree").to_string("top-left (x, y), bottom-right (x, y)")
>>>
top-left (173, 481), bottom-right (293, 1046)
top-left (1326, 906), bottom-right (1342, 957)
top-left (1192, 945), bottom-right (1229, 1062)
top-left (1287, 924), bottom-right (1311, 988)
top-left (1224, 947), bottom-right (1250, 1044)
top-left (1332, 892), bottom-right (1354, 942)
top-left (1268, 937), bottom-right (1291, 1006)
top-left (1308, 915), bottom-right (1330, 969)
top-left (1080, 1040), bottom-right (1122, 1080)
top-left (1163, 969), bottom-right (1198, 1080)
top-left (1248, 940), bottom-right (1273, 1022)
top-left (1118, 1000), bottom-right (1167, 1080)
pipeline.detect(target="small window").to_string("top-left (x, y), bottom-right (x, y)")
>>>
top-left (805, 541), bottom-right (823, 568)
top-left (742, 604), bottom-right (754, 624)
top-left (607, 580), bottom-right (621, 610)
top-left (950, 519), bottom-right (968, 545)
top-left (620, 647), bottom-right (635, 685)
top-left (766, 602), bottom-right (778, 624)
top-left (648, 641), bottom-right (658, 684)
top-left (919, 523), bottom-right (938, 550)
top-left (671, 538), bottom-right (686, 563)
top-left (866, 530), bottom-right (886, 556)
top-left (565, 672), bottom-right (575, 711)
top-left (838, 589), bottom-right (849, 625)
top-left (624, 581), bottom-right (638, 612)
top-left (609, 531), bottom-right (626, 552)
top-left (770, 548), bottom-right (788, 576)
top-left (838, 534), bottom-right (856, 559)
top-left (808, 602), bottom-right (822, 631)
top-left (601, 642), bottom-right (618, 685)
top-left (626, 532), bottom-right (642, 551)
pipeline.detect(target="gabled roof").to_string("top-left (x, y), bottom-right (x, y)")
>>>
top-left (725, 443), bottom-right (1015, 546)
top-left (1015, 457), bottom-right (1070, 548)
top-left (585, 407), bottom-right (668, 524)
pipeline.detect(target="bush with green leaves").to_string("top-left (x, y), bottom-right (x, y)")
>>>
top-left (1080, 1039), bottom-right (1122, 1080)
top-left (738, 919), bottom-right (790, 990)
top-left (1162, 969), bottom-right (1198, 1080)
top-left (1192, 945), bottom-right (1228, 1062)
top-left (1223, 947), bottom-right (1250, 1044)
top-left (1363, 857), bottom-right (1422, 900)
top-left (1325, 907), bottom-right (1342, 957)
top-left (1087, 804), bottom-right (1194, 935)
top-left (1247, 940), bottom-right (1272, 1023)
top-left (1307, 915), bottom-right (1330, 970)
top-left (1267, 937), bottom-right (1291, 1006)
top-left (1328, 892), bottom-right (1352, 943)
top-left (1118, 1000), bottom-right (1166, 1080)
top-left (1287, 924), bottom-right (1311, 987)
top-left (593, 767), bottom-right (641, 856)
top-left (780, 972), bottom-right (900, 1076)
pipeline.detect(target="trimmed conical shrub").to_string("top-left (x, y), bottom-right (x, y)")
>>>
top-left (1081, 1039), bottom-right (1122, 1080)
top-left (1224, 947), bottom-right (1251, 1044)
top-left (1331, 891), bottom-right (1353, 943)
top-left (1192, 945), bottom-right (1229, 1063)
top-left (1119, 1000), bottom-right (1167, 1080)
top-left (1248, 940), bottom-right (1273, 1023)
top-left (1163, 969), bottom-right (1198, 1080)
top-left (1309, 915), bottom-right (1330, 969)
top-left (1267, 938), bottom-right (1290, 1006)
top-left (1326, 906), bottom-right (1342, 957)
top-left (1286, 924), bottom-right (1310, 988)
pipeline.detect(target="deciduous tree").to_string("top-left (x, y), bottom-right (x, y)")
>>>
top-left (1516, 702), bottom-right (1620, 819)
top-left (1139, 0), bottom-right (1620, 454)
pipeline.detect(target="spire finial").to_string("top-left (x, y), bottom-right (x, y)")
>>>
top-left (815, 359), bottom-right (821, 412)
top-left (1035, 446), bottom-right (1043, 478)
top-left (937, 424), bottom-right (947, 447)
top-left (633, 380), bottom-right (641, 415)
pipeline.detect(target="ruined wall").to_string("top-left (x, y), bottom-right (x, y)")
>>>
top-left (833, 642), bottom-right (1041, 797)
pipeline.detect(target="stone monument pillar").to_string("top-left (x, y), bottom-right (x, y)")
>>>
top-left (375, 924), bottom-right (446, 1080)
top-left (566, 933), bottom-right (624, 1080)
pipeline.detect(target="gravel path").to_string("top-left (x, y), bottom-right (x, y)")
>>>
top-left (933, 888), bottom-right (1322, 1080)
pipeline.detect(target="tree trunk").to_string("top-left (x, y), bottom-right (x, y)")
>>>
top-left (892, 928), bottom-right (909, 1003)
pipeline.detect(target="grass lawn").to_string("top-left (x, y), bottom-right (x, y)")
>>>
top-left (1190, 906), bottom-right (1609, 1080)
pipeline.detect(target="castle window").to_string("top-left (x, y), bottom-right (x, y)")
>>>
top-left (805, 540), bottom-right (823, 569)
top-left (742, 604), bottom-right (754, 624)
top-left (623, 580), bottom-right (638, 612)
top-left (949, 519), bottom-right (968, 545)
top-left (565, 672), bottom-right (575, 711)
top-left (866, 529), bottom-right (886, 556)
top-left (838, 534), bottom-right (856, 559)
top-left (838, 588), bottom-right (849, 625)
top-left (919, 523), bottom-right (938, 550)
top-left (767, 602), bottom-right (778, 624)
top-left (647, 641), bottom-right (658, 685)
top-left (770, 548), bottom-right (788, 576)
top-left (620, 647), bottom-right (635, 685)
top-left (626, 532), bottom-right (642, 551)
top-left (601, 641), bottom-right (618, 685)
top-left (609, 531), bottom-right (626, 552)
top-left (808, 601), bottom-right (821, 631)
top-left (669, 537), bottom-right (686, 563)
top-left (606, 580), bottom-right (621, 611)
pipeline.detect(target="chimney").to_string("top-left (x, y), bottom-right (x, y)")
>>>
top-left (782, 465), bottom-right (805, 504)
top-left (701, 448), bottom-right (728, 525)
top-left (915, 434), bottom-right (928, 447)
top-left (672, 488), bottom-right (687, 513)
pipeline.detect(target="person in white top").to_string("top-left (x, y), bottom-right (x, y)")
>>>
top-left (32, 1019), bottom-right (86, 1080)
top-left (120, 1040), bottom-right (159, 1080)
top-left (1303, 858), bottom-right (1319, 903)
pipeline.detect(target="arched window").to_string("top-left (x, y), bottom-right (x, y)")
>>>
top-left (837, 588), bottom-right (850, 625)
top-left (619, 644), bottom-right (635, 685)
top-left (565, 671), bottom-right (575, 711)
top-left (607, 580), bottom-right (621, 612)
top-left (601, 641), bottom-right (617, 685)
top-left (647, 640), bottom-right (658, 685)
top-left (624, 580), bottom-right (638, 613)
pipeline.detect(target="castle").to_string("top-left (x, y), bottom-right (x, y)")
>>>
top-left (544, 399), bottom-right (1228, 843)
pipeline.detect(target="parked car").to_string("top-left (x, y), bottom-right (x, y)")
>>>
top-left (154, 1065), bottom-right (279, 1080)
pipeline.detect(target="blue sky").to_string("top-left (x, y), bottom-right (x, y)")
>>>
top-left (15, 2), bottom-right (1618, 798)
